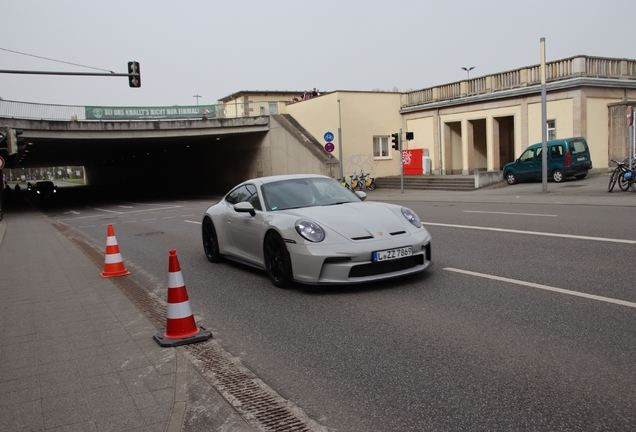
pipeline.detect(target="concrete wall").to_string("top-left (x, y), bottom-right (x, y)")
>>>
top-left (287, 91), bottom-right (403, 179)
top-left (528, 98), bottom-right (574, 144)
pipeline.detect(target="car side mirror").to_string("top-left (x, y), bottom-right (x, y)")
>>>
top-left (355, 191), bottom-right (367, 201)
top-left (516, 158), bottom-right (521, 163)
top-left (234, 202), bottom-right (256, 216)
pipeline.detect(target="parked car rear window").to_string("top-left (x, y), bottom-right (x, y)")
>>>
top-left (569, 140), bottom-right (587, 155)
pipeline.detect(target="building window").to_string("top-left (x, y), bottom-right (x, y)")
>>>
top-left (373, 136), bottom-right (390, 159)
top-left (547, 120), bottom-right (556, 140)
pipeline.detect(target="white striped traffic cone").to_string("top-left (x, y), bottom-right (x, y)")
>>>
top-left (100, 224), bottom-right (130, 278)
top-left (153, 249), bottom-right (212, 347)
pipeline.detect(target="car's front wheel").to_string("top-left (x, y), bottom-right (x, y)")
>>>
top-left (263, 232), bottom-right (293, 288)
top-left (202, 217), bottom-right (222, 262)
top-left (505, 172), bottom-right (517, 185)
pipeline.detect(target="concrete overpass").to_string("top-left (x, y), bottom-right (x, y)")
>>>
top-left (0, 100), bottom-right (338, 193)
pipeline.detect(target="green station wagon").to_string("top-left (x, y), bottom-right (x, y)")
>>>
top-left (503, 137), bottom-right (593, 185)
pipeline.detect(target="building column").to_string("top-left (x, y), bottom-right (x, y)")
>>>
top-left (463, 119), bottom-right (474, 175)
top-left (487, 116), bottom-right (499, 171)
top-left (573, 89), bottom-right (586, 138)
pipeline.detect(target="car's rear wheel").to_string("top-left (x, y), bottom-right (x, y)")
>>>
top-left (202, 217), bottom-right (222, 262)
top-left (505, 172), bottom-right (517, 185)
top-left (552, 169), bottom-right (565, 183)
top-left (263, 232), bottom-right (293, 288)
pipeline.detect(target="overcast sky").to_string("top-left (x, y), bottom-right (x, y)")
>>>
top-left (1, 0), bottom-right (633, 107)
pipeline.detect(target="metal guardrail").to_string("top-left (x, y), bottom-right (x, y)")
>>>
top-left (0, 99), bottom-right (288, 121)
top-left (0, 99), bottom-right (86, 121)
top-left (401, 55), bottom-right (636, 107)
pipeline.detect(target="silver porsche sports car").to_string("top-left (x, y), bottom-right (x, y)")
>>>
top-left (202, 174), bottom-right (433, 287)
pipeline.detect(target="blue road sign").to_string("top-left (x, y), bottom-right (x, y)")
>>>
top-left (324, 131), bottom-right (334, 142)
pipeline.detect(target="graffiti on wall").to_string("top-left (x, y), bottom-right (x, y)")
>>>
top-left (341, 154), bottom-right (378, 178)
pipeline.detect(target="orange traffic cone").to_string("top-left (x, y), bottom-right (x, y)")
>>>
top-left (153, 249), bottom-right (212, 347)
top-left (100, 224), bottom-right (130, 278)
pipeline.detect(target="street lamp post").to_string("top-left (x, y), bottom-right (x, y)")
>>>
top-left (193, 94), bottom-right (202, 105)
top-left (461, 66), bottom-right (475, 79)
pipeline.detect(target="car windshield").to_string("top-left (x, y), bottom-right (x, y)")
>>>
top-left (37, 182), bottom-right (54, 192)
top-left (261, 177), bottom-right (360, 211)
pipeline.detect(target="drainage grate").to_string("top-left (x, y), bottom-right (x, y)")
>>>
top-left (50, 219), bottom-right (327, 432)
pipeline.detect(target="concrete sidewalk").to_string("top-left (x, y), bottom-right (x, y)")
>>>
top-left (365, 172), bottom-right (636, 206)
top-left (0, 205), bottom-right (305, 432)
top-left (0, 211), bottom-right (186, 432)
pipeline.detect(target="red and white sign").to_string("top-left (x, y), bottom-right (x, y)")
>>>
top-left (628, 106), bottom-right (633, 126)
top-left (324, 142), bottom-right (335, 153)
top-left (0, 156), bottom-right (5, 170)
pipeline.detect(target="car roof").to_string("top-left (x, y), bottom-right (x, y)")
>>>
top-left (247, 174), bottom-right (331, 186)
top-left (527, 137), bottom-right (586, 149)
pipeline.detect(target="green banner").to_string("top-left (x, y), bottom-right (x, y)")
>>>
top-left (85, 105), bottom-right (216, 120)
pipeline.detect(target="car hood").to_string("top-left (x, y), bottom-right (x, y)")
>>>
top-left (282, 202), bottom-right (410, 240)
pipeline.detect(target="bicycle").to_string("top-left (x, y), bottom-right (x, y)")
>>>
top-left (356, 171), bottom-right (377, 191)
top-left (337, 177), bottom-right (352, 190)
top-left (608, 159), bottom-right (629, 192)
top-left (349, 174), bottom-right (360, 191)
top-left (618, 166), bottom-right (636, 192)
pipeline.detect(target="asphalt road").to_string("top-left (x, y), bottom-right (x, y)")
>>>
top-left (20, 182), bottom-right (636, 431)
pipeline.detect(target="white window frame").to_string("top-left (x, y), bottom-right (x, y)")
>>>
top-left (373, 136), bottom-right (390, 159)
top-left (547, 120), bottom-right (556, 141)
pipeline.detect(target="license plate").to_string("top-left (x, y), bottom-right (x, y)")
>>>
top-left (373, 246), bottom-right (412, 262)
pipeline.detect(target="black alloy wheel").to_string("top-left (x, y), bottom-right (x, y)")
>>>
top-left (202, 217), bottom-right (222, 262)
top-left (263, 232), bottom-right (293, 288)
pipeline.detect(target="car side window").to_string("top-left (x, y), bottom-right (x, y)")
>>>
top-left (519, 149), bottom-right (534, 162)
top-left (536, 148), bottom-right (543, 160)
top-left (225, 184), bottom-right (261, 211)
top-left (551, 145), bottom-right (564, 159)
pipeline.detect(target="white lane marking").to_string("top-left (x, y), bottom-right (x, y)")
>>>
top-left (142, 218), bottom-right (157, 221)
top-left (78, 225), bottom-right (95, 229)
top-left (162, 216), bottom-right (176, 219)
top-left (185, 220), bottom-right (201, 225)
top-left (444, 268), bottom-right (636, 309)
top-left (463, 210), bottom-right (557, 217)
top-left (58, 205), bottom-right (184, 221)
top-left (423, 222), bottom-right (636, 244)
top-left (118, 205), bottom-right (133, 209)
top-left (182, 214), bottom-right (196, 217)
top-left (122, 220), bottom-right (137, 224)
top-left (94, 207), bottom-right (123, 214)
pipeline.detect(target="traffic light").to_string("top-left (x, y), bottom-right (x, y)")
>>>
top-left (7, 128), bottom-right (22, 155)
top-left (391, 133), bottom-right (399, 150)
top-left (128, 61), bottom-right (141, 88)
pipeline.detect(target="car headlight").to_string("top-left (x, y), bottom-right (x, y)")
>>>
top-left (401, 207), bottom-right (421, 228)
top-left (295, 219), bottom-right (325, 242)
